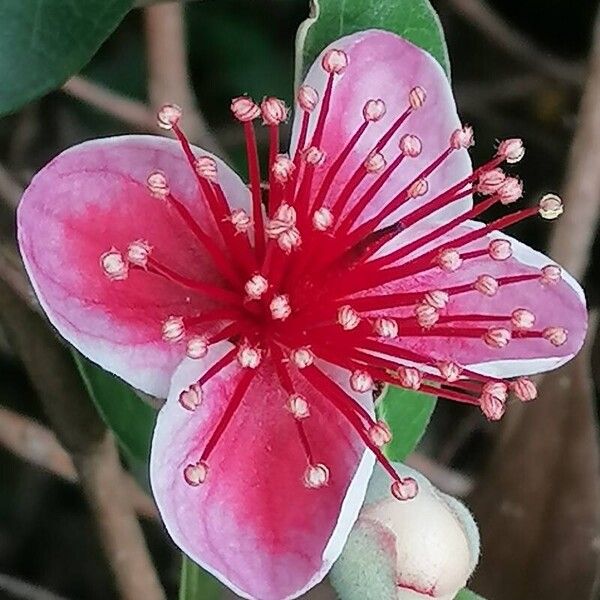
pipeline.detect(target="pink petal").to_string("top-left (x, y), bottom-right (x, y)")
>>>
top-left (364, 221), bottom-right (587, 377)
top-left (290, 30), bottom-right (472, 227)
top-left (18, 135), bottom-right (250, 397)
top-left (150, 343), bottom-right (375, 600)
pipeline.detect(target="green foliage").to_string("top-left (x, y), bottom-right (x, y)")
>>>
top-left (179, 556), bottom-right (223, 600)
top-left (296, 0), bottom-right (449, 83)
top-left (455, 589), bottom-right (486, 600)
top-left (73, 352), bottom-right (155, 466)
top-left (377, 386), bottom-right (436, 461)
top-left (0, 0), bottom-right (132, 115)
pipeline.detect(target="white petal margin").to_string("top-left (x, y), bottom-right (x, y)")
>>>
top-left (150, 342), bottom-right (376, 600)
top-left (330, 463), bottom-right (480, 600)
top-left (464, 221), bottom-right (587, 379)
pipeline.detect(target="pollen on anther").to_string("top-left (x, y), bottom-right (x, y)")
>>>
top-left (511, 377), bottom-right (538, 402)
top-left (261, 97), bottom-right (288, 125)
top-left (186, 336), bottom-right (209, 359)
top-left (229, 208), bottom-right (253, 234)
top-left (364, 152), bottom-right (386, 173)
top-left (179, 382), bottom-right (203, 411)
top-left (350, 370), bottom-right (374, 393)
top-left (477, 168), bottom-right (506, 195)
top-left (438, 361), bottom-right (462, 383)
top-left (543, 326), bottom-right (568, 346)
top-left (100, 248), bottom-right (128, 281)
top-left (337, 305), bottom-right (361, 330)
top-left (373, 317), bottom-right (398, 339)
top-left (297, 85), bottom-right (319, 112)
top-left (368, 420), bottom-right (392, 447)
top-left (272, 155), bottom-right (295, 184)
top-left (321, 49), bottom-right (348, 74)
top-left (488, 239), bottom-right (512, 261)
top-left (408, 178), bottom-right (428, 198)
top-left (286, 394), bottom-right (310, 420)
top-left (415, 303), bottom-right (439, 328)
top-left (498, 138), bottom-right (525, 164)
top-left (237, 343), bottom-right (262, 368)
top-left (409, 86), bottom-right (426, 110)
top-left (303, 146), bottom-right (326, 166)
top-left (183, 461), bottom-right (208, 486)
top-left (497, 177), bottom-right (523, 205)
top-left (147, 170), bottom-right (169, 199)
top-left (313, 207), bottom-right (334, 231)
top-left (437, 248), bottom-right (462, 272)
top-left (270, 294), bottom-right (292, 320)
top-left (290, 347), bottom-right (314, 369)
top-left (162, 316), bottom-right (185, 343)
top-left (511, 308), bottom-right (535, 330)
top-left (231, 96), bottom-right (261, 122)
top-left (127, 240), bottom-right (152, 268)
top-left (157, 103), bottom-right (182, 130)
top-left (399, 134), bottom-right (422, 157)
top-left (475, 274), bottom-right (499, 297)
top-left (362, 99), bottom-right (386, 122)
top-left (539, 194), bottom-right (564, 220)
top-left (480, 388), bottom-right (506, 421)
top-left (391, 477), bottom-right (418, 501)
top-left (450, 126), bottom-right (474, 150)
top-left (541, 264), bottom-right (562, 284)
top-left (424, 290), bottom-right (449, 310)
top-left (194, 156), bottom-right (218, 182)
top-left (484, 327), bottom-right (511, 348)
top-left (397, 366), bottom-right (423, 390)
top-left (304, 463), bottom-right (330, 489)
top-left (245, 274), bottom-right (268, 300)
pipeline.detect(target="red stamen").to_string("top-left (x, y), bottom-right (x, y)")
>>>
top-left (243, 121), bottom-right (266, 259)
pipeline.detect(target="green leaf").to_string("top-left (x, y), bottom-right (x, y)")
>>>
top-left (296, 0), bottom-right (449, 84)
top-left (376, 386), bottom-right (436, 461)
top-left (179, 555), bottom-right (222, 600)
top-left (0, 0), bottom-right (133, 115)
top-left (454, 589), bottom-right (486, 600)
top-left (73, 352), bottom-right (155, 465)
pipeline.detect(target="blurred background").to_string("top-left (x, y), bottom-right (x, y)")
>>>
top-left (1, 1), bottom-right (599, 599)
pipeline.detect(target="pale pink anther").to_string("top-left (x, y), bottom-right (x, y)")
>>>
top-left (437, 248), bottom-right (462, 272)
top-left (127, 239), bottom-right (152, 268)
top-left (179, 382), bottom-right (203, 411)
top-left (364, 152), bottom-right (386, 173)
top-left (231, 96), bottom-right (261, 122)
top-left (497, 138), bottom-right (525, 164)
top-left (277, 228), bottom-right (302, 253)
top-left (476, 168), bottom-right (506, 195)
top-left (391, 477), bottom-right (418, 501)
top-left (408, 86), bottom-right (427, 110)
top-left (482, 381), bottom-right (508, 403)
top-left (194, 156), bottom-right (218, 182)
top-left (245, 274), bottom-right (268, 300)
top-left (484, 327), bottom-right (511, 348)
top-left (266, 204), bottom-right (297, 238)
top-left (337, 305), bottom-right (361, 331)
top-left (450, 126), bottom-right (474, 150)
top-left (229, 208), bottom-right (252, 234)
top-left (511, 377), bottom-right (538, 402)
top-left (488, 239), bottom-right (513, 261)
top-left (399, 134), bottom-right (422, 157)
top-left (100, 248), bottom-right (128, 281)
top-left (304, 463), bottom-right (330, 489)
top-left (496, 177), bottom-right (523, 205)
top-left (511, 308), bottom-right (535, 330)
top-left (539, 194), bottom-right (564, 220)
top-left (408, 178), bottom-right (429, 198)
top-left (297, 85), bottom-right (319, 112)
top-left (183, 461), bottom-right (208, 486)
top-left (237, 343), bottom-right (262, 369)
top-left (424, 290), bottom-right (449, 310)
top-left (261, 97), bottom-right (288, 125)
top-left (290, 347), bottom-right (314, 369)
top-left (543, 326), bottom-right (568, 346)
top-left (350, 370), bottom-right (374, 393)
top-left (312, 207), bottom-right (334, 231)
top-left (162, 316), bottom-right (185, 343)
top-left (479, 391), bottom-right (506, 421)
top-left (270, 294), bottom-right (292, 320)
top-left (397, 366), bottom-right (423, 390)
top-left (415, 303), bottom-right (439, 328)
top-left (321, 49), bottom-right (348, 74)
top-left (146, 170), bottom-right (169, 199)
top-left (362, 99), bottom-right (387, 122)
top-left (368, 420), bottom-right (392, 447)
top-left (286, 394), bottom-right (310, 420)
top-left (186, 336), bottom-right (209, 359)
top-left (272, 154), bottom-right (295, 184)
top-left (157, 103), bottom-right (182, 130)
top-left (541, 264), bottom-right (562, 284)
top-left (303, 146), bottom-right (326, 166)
top-left (373, 317), bottom-right (398, 339)
top-left (437, 361), bottom-right (462, 383)
top-left (475, 274), bottom-right (499, 297)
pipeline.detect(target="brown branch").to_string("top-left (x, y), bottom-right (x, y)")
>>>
top-left (470, 11), bottom-right (600, 600)
top-left (0, 161), bottom-right (24, 211)
top-left (0, 284), bottom-right (165, 600)
top-left (0, 573), bottom-right (69, 600)
top-left (405, 453), bottom-right (474, 497)
top-left (144, 2), bottom-right (224, 154)
top-left (446, 0), bottom-right (584, 86)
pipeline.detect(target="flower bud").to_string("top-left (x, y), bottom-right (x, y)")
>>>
top-left (331, 464), bottom-right (480, 600)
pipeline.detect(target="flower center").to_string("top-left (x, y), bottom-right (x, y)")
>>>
top-left (101, 48), bottom-right (568, 501)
